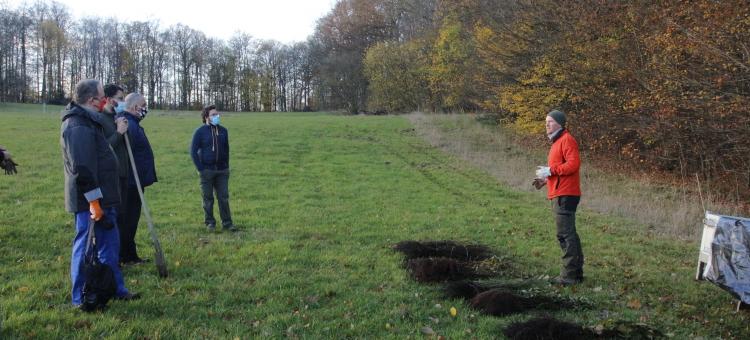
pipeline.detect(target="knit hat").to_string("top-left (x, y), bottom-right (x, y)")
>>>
top-left (547, 109), bottom-right (566, 128)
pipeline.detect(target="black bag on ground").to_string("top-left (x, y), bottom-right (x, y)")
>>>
top-left (80, 219), bottom-right (117, 312)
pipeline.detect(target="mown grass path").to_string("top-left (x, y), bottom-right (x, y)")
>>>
top-left (0, 104), bottom-right (747, 338)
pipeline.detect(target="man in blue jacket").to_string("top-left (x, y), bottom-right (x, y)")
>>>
top-left (61, 79), bottom-right (139, 306)
top-left (191, 105), bottom-right (236, 232)
top-left (120, 92), bottom-right (157, 264)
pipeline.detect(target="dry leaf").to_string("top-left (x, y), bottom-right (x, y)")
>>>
top-left (627, 299), bottom-right (642, 310)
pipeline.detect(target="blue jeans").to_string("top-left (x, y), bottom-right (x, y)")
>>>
top-left (70, 208), bottom-right (129, 305)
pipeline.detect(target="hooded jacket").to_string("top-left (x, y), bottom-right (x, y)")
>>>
top-left (546, 129), bottom-right (581, 199)
top-left (190, 124), bottom-right (229, 171)
top-left (60, 102), bottom-right (121, 213)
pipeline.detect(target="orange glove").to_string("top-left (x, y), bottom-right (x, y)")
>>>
top-left (89, 199), bottom-right (104, 221)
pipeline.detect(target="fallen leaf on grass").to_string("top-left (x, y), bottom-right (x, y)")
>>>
top-left (627, 299), bottom-right (642, 310)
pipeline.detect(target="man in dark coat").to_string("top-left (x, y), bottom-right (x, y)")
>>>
top-left (100, 84), bottom-right (131, 264)
top-left (61, 79), bottom-right (139, 306)
top-left (120, 92), bottom-right (157, 264)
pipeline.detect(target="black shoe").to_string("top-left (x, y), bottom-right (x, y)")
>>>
top-left (550, 276), bottom-right (583, 286)
top-left (207, 224), bottom-right (216, 232)
top-left (223, 225), bottom-right (238, 232)
top-left (115, 292), bottom-right (141, 301)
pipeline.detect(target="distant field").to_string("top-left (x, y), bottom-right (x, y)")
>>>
top-left (0, 102), bottom-right (747, 338)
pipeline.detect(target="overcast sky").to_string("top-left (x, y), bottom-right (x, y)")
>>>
top-left (2, 0), bottom-right (336, 43)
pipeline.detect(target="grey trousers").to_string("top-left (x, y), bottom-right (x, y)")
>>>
top-left (200, 168), bottom-right (233, 228)
top-left (552, 196), bottom-right (584, 280)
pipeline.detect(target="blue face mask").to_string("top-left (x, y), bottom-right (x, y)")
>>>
top-left (210, 115), bottom-right (220, 126)
top-left (114, 101), bottom-right (126, 114)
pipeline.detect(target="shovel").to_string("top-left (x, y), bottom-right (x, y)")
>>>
top-left (124, 133), bottom-right (168, 278)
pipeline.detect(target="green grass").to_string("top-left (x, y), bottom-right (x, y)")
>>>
top-left (0, 102), bottom-right (748, 338)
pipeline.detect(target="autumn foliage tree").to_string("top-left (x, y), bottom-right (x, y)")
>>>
top-left (361, 0), bottom-right (750, 196)
top-left (363, 40), bottom-right (430, 112)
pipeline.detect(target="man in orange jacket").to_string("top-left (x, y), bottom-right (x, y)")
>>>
top-left (533, 109), bottom-right (584, 286)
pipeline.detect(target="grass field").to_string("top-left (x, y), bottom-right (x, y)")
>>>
top-left (1, 102), bottom-right (748, 338)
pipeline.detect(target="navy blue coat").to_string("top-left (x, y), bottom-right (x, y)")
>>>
top-left (124, 112), bottom-right (157, 188)
top-left (191, 124), bottom-right (229, 171)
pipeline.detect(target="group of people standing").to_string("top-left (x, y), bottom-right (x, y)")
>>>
top-left (60, 78), bottom-right (235, 307)
top-left (56, 77), bottom-right (581, 309)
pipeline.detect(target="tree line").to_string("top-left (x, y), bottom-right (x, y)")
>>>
top-left (1, 0), bottom-right (748, 195)
top-left (316, 0), bottom-right (750, 198)
top-left (0, 1), bottom-right (315, 111)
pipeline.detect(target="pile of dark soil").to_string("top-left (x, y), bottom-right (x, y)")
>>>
top-left (443, 279), bottom-right (534, 300)
top-left (393, 240), bottom-right (494, 261)
top-left (406, 257), bottom-right (485, 283)
top-left (503, 317), bottom-right (594, 340)
top-left (470, 289), bottom-right (570, 317)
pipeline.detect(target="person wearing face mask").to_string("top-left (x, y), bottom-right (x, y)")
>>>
top-left (101, 84), bottom-right (130, 255)
top-left (191, 105), bottom-right (236, 232)
top-left (120, 92), bottom-right (157, 265)
top-left (60, 79), bottom-right (140, 307)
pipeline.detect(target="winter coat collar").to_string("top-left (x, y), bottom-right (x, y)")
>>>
top-left (61, 102), bottom-right (106, 126)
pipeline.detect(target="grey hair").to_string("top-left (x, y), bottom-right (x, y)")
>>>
top-left (74, 79), bottom-right (101, 104)
top-left (124, 92), bottom-right (145, 110)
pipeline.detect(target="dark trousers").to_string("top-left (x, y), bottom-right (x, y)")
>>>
top-left (200, 168), bottom-right (233, 228)
top-left (116, 176), bottom-right (129, 259)
top-left (119, 185), bottom-right (142, 262)
top-left (552, 196), bottom-right (584, 280)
